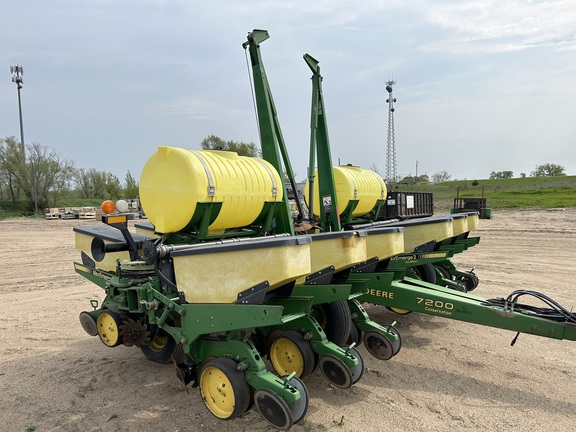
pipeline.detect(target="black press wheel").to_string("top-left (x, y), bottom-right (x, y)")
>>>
top-left (284, 376), bottom-right (309, 424)
top-left (457, 273), bottom-right (479, 291)
top-left (387, 326), bottom-right (402, 357)
top-left (364, 330), bottom-right (395, 360)
top-left (318, 354), bottom-right (353, 389)
top-left (199, 357), bottom-right (251, 421)
top-left (254, 387), bottom-right (293, 430)
top-left (348, 347), bottom-right (364, 385)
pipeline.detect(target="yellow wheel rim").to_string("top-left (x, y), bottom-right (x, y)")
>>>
top-left (149, 332), bottom-right (168, 352)
top-left (389, 307), bottom-right (411, 315)
top-left (312, 306), bottom-right (328, 329)
top-left (270, 337), bottom-right (304, 377)
top-left (200, 366), bottom-right (236, 419)
top-left (97, 312), bottom-right (120, 346)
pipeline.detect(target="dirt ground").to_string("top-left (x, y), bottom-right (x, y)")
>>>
top-left (0, 209), bottom-right (575, 432)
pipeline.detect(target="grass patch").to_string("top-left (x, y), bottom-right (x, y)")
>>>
top-left (391, 175), bottom-right (576, 213)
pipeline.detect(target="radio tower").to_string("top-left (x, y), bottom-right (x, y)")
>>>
top-left (385, 80), bottom-right (397, 183)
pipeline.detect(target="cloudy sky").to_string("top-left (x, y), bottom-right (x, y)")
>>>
top-left (1, 0), bottom-right (575, 183)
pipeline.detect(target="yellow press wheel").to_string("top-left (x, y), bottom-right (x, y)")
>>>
top-left (199, 357), bottom-right (250, 420)
top-left (268, 330), bottom-right (315, 379)
top-left (96, 310), bottom-right (123, 347)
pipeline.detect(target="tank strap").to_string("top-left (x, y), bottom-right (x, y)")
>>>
top-left (350, 176), bottom-right (358, 199)
top-left (190, 151), bottom-right (215, 197)
top-left (378, 175), bottom-right (385, 198)
top-left (254, 159), bottom-right (278, 198)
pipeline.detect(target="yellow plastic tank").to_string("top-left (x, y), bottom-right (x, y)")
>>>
top-left (463, 212), bottom-right (480, 231)
top-left (451, 214), bottom-right (468, 237)
top-left (305, 166), bottom-right (386, 218)
top-left (140, 147), bottom-right (283, 233)
top-left (387, 216), bottom-right (454, 252)
top-left (171, 236), bottom-right (312, 303)
top-left (364, 227), bottom-right (405, 261)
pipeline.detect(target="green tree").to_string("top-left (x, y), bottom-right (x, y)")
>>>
top-left (489, 170), bottom-right (513, 179)
top-left (124, 170), bottom-right (139, 198)
top-left (431, 170), bottom-right (451, 183)
top-left (105, 173), bottom-right (122, 200)
top-left (0, 138), bottom-right (71, 211)
top-left (0, 136), bottom-right (25, 206)
top-left (531, 163), bottom-right (566, 177)
top-left (27, 142), bottom-right (74, 208)
top-left (415, 174), bottom-right (430, 184)
top-left (72, 168), bottom-right (108, 199)
top-left (200, 134), bottom-right (260, 157)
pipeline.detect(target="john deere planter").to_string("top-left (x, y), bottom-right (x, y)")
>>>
top-left (74, 146), bottom-right (399, 429)
top-left (73, 29), bottom-right (575, 431)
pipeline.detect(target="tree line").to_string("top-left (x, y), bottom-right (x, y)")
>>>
top-left (0, 136), bottom-right (139, 212)
top-left (1, 133), bottom-right (568, 212)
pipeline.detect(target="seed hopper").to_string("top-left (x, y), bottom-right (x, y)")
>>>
top-left (73, 29), bottom-right (576, 430)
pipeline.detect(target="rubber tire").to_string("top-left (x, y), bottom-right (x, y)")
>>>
top-left (141, 326), bottom-right (184, 364)
top-left (200, 357), bottom-right (251, 421)
top-left (268, 331), bottom-right (315, 379)
top-left (318, 354), bottom-right (353, 389)
top-left (285, 376), bottom-right (309, 424)
top-left (345, 319), bottom-right (362, 347)
top-left (313, 301), bottom-right (352, 346)
top-left (435, 264), bottom-right (452, 280)
top-left (254, 387), bottom-right (293, 430)
top-left (409, 263), bottom-right (437, 284)
top-left (348, 347), bottom-right (364, 385)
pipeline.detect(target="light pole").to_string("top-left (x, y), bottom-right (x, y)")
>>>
top-left (10, 65), bottom-right (38, 214)
top-left (385, 80), bottom-right (397, 184)
top-left (10, 65), bottom-right (25, 158)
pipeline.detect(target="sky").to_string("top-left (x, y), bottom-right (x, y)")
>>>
top-left (1, 0), bottom-right (575, 184)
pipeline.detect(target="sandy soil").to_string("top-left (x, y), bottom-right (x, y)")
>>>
top-left (1, 209), bottom-right (575, 432)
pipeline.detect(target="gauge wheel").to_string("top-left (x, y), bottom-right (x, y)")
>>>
top-left (269, 330), bottom-right (315, 379)
top-left (96, 310), bottom-right (124, 347)
top-left (385, 306), bottom-right (412, 315)
top-left (199, 357), bottom-right (251, 420)
top-left (141, 326), bottom-right (183, 364)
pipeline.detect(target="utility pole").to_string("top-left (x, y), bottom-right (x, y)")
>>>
top-left (11, 65), bottom-right (38, 214)
top-left (385, 80), bottom-right (397, 184)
